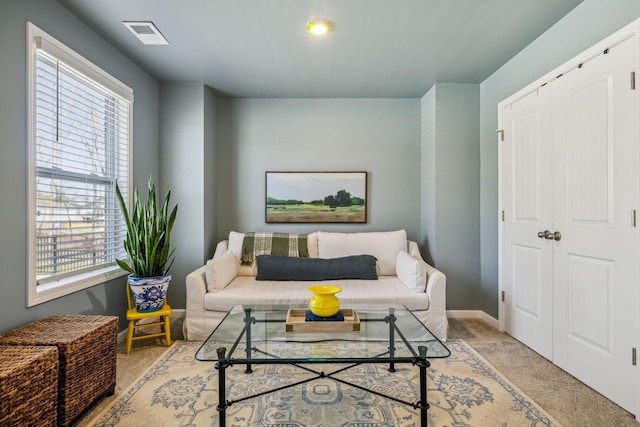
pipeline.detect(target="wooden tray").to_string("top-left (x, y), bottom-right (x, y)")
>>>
top-left (285, 309), bottom-right (360, 333)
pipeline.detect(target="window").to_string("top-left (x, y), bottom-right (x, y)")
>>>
top-left (27, 23), bottom-right (133, 306)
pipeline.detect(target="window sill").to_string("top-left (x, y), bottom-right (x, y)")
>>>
top-left (28, 265), bottom-right (128, 307)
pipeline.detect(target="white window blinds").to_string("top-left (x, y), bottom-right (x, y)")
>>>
top-left (31, 25), bottom-right (132, 287)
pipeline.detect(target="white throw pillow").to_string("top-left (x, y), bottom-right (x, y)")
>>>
top-left (396, 250), bottom-right (426, 292)
top-left (317, 230), bottom-right (407, 275)
top-left (205, 250), bottom-right (237, 292)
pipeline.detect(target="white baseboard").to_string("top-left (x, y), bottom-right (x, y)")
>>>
top-left (118, 309), bottom-right (500, 342)
top-left (117, 329), bottom-right (127, 343)
top-left (171, 308), bottom-right (186, 320)
top-left (447, 310), bottom-right (500, 329)
top-left (116, 309), bottom-right (186, 344)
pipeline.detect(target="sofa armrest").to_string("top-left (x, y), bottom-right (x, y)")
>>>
top-left (423, 263), bottom-right (446, 313)
top-left (184, 240), bottom-right (230, 339)
top-left (422, 262), bottom-right (448, 339)
top-left (408, 241), bottom-right (446, 311)
top-left (186, 240), bottom-right (226, 323)
top-left (408, 241), bottom-right (448, 339)
top-left (184, 265), bottom-right (208, 339)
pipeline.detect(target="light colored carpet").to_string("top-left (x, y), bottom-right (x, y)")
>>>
top-left (74, 318), bottom-right (638, 426)
top-left (86, 339), bottom-right (560, 426)
top-left (451, 319), bottom-right (638, 427)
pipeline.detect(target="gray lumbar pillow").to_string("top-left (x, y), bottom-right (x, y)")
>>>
top-left (256, 254), bottom-right (378, 281)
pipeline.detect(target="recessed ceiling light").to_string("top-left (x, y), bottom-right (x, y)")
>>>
top-left (306, 20), bottom-right (332, 36)
top-left (123, 21), bottom-right (169, 45)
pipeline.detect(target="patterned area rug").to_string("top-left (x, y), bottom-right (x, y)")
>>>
top-left (88, 340), bottom-right (561, 426)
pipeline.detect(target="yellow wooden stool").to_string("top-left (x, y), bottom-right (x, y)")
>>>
top-left (126, 284), bottom-right (172, 354)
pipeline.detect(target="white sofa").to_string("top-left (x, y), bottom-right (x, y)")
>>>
top-left (184, 230), bottom-right (448, 341)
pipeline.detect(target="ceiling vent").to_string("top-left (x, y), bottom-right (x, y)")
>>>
top-left (123, 21), bottom-right (169, 45)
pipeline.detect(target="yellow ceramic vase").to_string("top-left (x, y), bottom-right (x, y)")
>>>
top-left (308, 285), bottom-right (342, 317)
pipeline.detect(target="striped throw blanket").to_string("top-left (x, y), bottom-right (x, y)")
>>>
top-left (240, 232), bottom-right (309, 266)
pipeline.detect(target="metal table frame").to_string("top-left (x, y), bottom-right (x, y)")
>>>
top-left (197, 306), bottom-right (448, 427)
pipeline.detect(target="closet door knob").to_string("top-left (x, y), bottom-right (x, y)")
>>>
top-left (537, 230), bottom-right (561, 240)
top-left (544, 230), bottom-right (560, 240)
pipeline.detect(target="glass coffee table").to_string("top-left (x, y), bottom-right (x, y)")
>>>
top-left (195, 304), bottom-right (450, 427)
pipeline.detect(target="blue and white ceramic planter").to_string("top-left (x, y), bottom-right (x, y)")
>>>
top-left (128, 275), bottom-right (171, 312)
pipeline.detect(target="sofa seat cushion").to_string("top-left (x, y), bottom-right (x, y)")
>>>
top-left (203, 276), bottom-right (429, 312)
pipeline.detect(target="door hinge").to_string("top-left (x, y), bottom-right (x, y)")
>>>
top-left (501, 291), bottom-right (505, 302)
top-left (632, 210), bottom-right (637, 227)
top-left (631, 71), bottom-right (636, 90)
top-left (501, 210), bottom-right (505, 222)
top-left (495, 129), bottom-right (504, 141)
top-left (633, 348), bottom-right (637, 366)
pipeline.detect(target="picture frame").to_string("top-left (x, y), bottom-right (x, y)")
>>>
top-left (266, 171), bottom-right (367, 223)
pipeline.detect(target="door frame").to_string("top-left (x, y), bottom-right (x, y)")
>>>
top-left (497, 18), bottom-right (640, 420)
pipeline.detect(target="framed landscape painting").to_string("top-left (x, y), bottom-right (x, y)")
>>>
top-left (266, 171), bottom-right (367, 223)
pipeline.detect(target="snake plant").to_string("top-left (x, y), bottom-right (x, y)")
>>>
top-left (115, 177), bottom-right (178, 278)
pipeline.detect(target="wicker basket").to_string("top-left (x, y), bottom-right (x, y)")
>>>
top-left (0, 345), bottom-right (59, 426)
top-left (0, 316), bottom-right (118, 426)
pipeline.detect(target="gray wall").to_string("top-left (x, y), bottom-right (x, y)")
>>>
top-left (420, 88), bottom-right (436, 265)
top-left (4, 0), bottom-right (639, 333)
top-left (216, 98), bottom-right (422, 240)
top-left (160, 84), bottom-right (218, 309)
top-left (479, 0), bottom-right (640, 317)
top-left (203, 87), bottom-right (219, 259)
top-left (421, 84), bottom-right (480, 310)
top-left (0, 0), bottom-right (159, 334)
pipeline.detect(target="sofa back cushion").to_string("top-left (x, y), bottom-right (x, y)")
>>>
top-left (228, 231), bottom-right (319, 276)
top-left (228, 231), bottom-right (256, 276)
top-left (317, 230), bottom-right (407, 275)
top-left (256, 254), bottom-right (378, 281)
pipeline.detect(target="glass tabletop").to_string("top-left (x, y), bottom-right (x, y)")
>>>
top-left (195, 304), bottom-right (450, 363)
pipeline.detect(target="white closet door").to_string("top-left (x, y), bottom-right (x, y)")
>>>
top-left (502, 86), bottom-right (553, 360)
top-left (551, 36), bottom-right (638, 412)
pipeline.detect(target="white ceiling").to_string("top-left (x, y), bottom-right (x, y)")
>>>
top-left (58, 0), bottom-right (582, 98)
